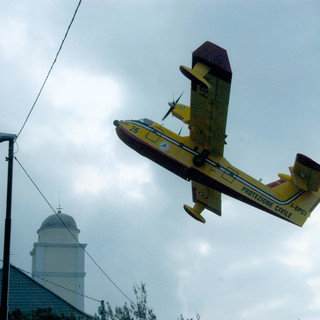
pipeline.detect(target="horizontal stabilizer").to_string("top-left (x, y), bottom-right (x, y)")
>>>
top-left (278, 173), bottom-right (292, 182)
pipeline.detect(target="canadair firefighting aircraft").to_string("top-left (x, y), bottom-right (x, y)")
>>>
top-left (114, 41), bottom-right (320, 226)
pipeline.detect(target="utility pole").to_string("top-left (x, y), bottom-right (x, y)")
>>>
top-left (0, 133), bottom-right (16, 320)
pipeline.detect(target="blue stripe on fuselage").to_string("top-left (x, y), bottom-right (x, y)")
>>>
top-left (126, 120), bottom-right (303, 205)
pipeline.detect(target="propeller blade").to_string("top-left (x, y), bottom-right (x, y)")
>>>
top-left (175, 91), bottom-right (184, 104)
top-left (162, 107), bottom-right (174, 121)
top-left (161, 91), bottom-right (184, 121)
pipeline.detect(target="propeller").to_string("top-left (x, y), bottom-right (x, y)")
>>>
top-left (162, 91), bottom-right (184, 121)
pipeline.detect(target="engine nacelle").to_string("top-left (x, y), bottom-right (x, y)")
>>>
top-left (172, 103), bottom-right (190, 124)
top-left (290, 153), bottom-right (320, 192)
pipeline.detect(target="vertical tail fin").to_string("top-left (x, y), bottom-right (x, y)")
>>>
top-left (269, 154), bottom-right (320, 226)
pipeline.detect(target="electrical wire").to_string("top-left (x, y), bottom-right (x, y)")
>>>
top-left (18, 266), bottom-right (101, 303)
top-left (16, 0), bottom-right (83, 140)
top-left (14, 156), bottom-right (136, 307)
top-left (0, 259), bottom-right (101, 304)
top-left (8, 0), bottom-right (136, 309)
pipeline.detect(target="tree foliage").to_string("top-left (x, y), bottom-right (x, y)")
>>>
top-left (9, 307), bottom-right (77, 320)
top-left (104, 283), bottom-right (200, 320)
top-left (177, 314), bottom-right (201, 320)
top-left (105, 283), bottom-right (156, 320)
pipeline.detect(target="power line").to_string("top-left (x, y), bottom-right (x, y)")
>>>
top-left (16, 0), bottom-right (83, 140)
top-left (14, 156), bottom-right (136, 306)
top-left (0, 260), bottom-right (101, 304)
top-left (8, 0), bottom-right (135, 309)
top-left (19, 266), bottom-right (101, 303)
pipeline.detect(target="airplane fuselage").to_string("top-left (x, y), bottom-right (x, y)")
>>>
top-left (114, 118), bottom-right (315, 226)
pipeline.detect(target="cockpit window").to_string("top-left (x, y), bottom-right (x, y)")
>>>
top-left (138, 118), bottom-right (153, 126)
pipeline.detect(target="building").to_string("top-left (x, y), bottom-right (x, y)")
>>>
top-left (0, 264), bottom-right (92, 319)
top-left (30, 209), bottom-right (87, 311)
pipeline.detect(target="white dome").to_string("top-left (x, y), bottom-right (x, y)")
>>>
top-left (38, 213), bottom-right (79, 233)
top-left (37, 211), bottom-right (80, 243)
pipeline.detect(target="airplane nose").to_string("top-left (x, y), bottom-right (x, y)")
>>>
top-left (113, 120), bottom-right (119, 126)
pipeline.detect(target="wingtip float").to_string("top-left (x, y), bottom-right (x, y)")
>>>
top-left (114, 41), bottom-right (320, 227)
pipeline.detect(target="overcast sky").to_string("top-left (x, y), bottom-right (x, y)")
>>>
top-left (1, 1), bottom-right (320, 319)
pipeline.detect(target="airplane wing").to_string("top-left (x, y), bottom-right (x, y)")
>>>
top-left (180, 41), bottom-right (232, 158)
top-left (191, 180), bottom-right (221, 216)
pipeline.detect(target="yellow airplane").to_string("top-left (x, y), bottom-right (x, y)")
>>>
top-left (114, 41), bottom-right (320, 227)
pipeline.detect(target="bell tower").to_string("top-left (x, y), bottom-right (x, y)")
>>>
top-left (30, 208), bottom-right (86, 311)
